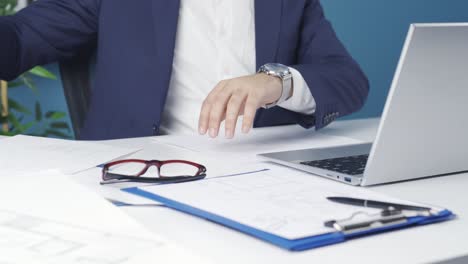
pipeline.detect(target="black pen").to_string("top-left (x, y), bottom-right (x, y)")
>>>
top-left (327, 196), bottom-right (431, 211)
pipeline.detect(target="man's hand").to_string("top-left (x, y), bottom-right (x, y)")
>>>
top-left (198, 73), bottom-right (282, 139)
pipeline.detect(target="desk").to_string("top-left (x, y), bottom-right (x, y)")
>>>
top-left (74, 118), bottom-right (467, 263)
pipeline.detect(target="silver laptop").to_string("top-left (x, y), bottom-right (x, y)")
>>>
top-left (259, 23), bottom-right (468, 186)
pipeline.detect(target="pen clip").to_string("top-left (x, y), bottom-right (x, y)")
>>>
top-left (324, 207), bottom-right (408, 234)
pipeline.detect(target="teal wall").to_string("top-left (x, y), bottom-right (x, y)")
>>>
top-left (10, 1), bottom-right (468, 137)
top-left (321, 0), bottom-right (468, 119)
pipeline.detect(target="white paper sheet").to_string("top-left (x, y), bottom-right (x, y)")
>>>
top-left (73, 143), bottom-right (268, 206)
top-left (153, 124), bottom-right (361, 159)
top-left (0, 135), bottom-right (140, 174)
top-left (0, 170), bottom-right (208, 263)
top-left (136, 165), bottom-right (439, 240)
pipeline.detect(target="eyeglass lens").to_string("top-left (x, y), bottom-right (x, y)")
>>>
top-left (107, 161), bottom-right (201, 178)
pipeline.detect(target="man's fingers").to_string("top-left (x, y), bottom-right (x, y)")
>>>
top-left (225, 93), bottom-right (247, 139)
top-left (208, 90), bottom-right (232, 138)
top-left (199, 97), bottom-right (213, 135)
top-left (199, 81), bottom-right (228, 135)
top-left (242, 94), bottom-right (260, 134)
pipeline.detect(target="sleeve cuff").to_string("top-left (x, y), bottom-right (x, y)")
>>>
top-left (277, 67), bottom-right (316, 115)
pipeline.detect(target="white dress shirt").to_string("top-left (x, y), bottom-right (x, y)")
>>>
top-left (159, 0), bottom-right (316, 135)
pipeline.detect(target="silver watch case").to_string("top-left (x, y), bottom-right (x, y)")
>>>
top-left (258, 63), bottom-right (293, 109)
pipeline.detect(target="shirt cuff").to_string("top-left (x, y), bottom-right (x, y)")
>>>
top-left (277, 67), bottom-right (316, 115)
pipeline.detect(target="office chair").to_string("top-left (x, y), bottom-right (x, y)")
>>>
top-left (58, 53), bottom-right (93, 139)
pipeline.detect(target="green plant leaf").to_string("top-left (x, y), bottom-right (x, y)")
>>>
top-left (45, 111), bottom-right (67, 120)
top-left (35, 102), bottom-right (42, 122)
top-left (0, 114), bottom-right (6, 123)
top-left (19, 75), bottom-right (37, 93)
top-left (0, 0), bottom-right (17, 15)
top-left (7, 81), bottom-right (22, 88)
top-left (28, 66), bottom-right (57, 80)
top-left (7, 113), bottom-right (22, 132)
top-left (50, 121), bottom-right (71, 131)
top-left (0, 131), bottom-right (15, 136)
top-left (21, 121), bottom-right (36, 132)
top-left (44, 129), bottom-right (71, 139)
top-left (8, 99), bottom-right (32, 115)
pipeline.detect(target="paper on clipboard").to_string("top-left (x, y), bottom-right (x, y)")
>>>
top-left (133, 165), bottom-right (441, 240)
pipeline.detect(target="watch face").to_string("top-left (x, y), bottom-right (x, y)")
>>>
top-left (264, 63), bottom-right (289, 75)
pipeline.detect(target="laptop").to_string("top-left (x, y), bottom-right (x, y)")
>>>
top-left (259, 23), bottom-right (468, 186)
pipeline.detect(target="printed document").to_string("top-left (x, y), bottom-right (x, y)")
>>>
top-left (0, 135), bottom-right (139, 174)
top-left (135, 165), bottom-right (439, 240)
top-left (0, 170), bottom-right (208, 264)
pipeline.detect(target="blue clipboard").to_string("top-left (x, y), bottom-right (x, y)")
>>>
top-left (122, 187), bottom-right (455, 251)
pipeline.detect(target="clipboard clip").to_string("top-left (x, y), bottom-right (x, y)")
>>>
top-left (324, 207), bottom-right (424, 234)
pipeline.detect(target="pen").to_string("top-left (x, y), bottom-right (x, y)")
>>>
top-left (327, 196), bottom-right (432, 211)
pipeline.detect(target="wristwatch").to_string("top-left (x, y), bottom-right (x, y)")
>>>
top-left (258, 63), bottom-right (293, 109)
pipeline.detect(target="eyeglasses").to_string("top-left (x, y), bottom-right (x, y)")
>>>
top-left (101, 159), bottom-right (207, 184)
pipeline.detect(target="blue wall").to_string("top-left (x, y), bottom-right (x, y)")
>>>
top-left (321, 0), bottom-right (468, 119)
top-left (10, 1), bottom-right (468, 137)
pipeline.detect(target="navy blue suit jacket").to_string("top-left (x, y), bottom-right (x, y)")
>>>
top-left (0, 0), bottom-right (369, 140)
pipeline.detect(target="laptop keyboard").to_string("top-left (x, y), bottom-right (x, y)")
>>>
top-left (300, 154), bottom-right (369, 176)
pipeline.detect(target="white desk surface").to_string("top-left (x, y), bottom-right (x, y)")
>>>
top-left (10, 118), bottom-right (467, 264)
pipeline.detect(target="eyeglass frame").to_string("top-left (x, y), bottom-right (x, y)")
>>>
top-left (101, 159), bottom-right (207, 184)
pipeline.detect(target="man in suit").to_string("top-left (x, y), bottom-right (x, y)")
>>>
top-left (0, 0), bottom-right (369, 140)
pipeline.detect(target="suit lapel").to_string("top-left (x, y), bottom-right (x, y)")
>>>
top-left (151, 0), bottom-right (181, 114)
top-left (151, 0), bottom-right (180, 65)
top-left (255, 0), bottom-right (283, 68)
